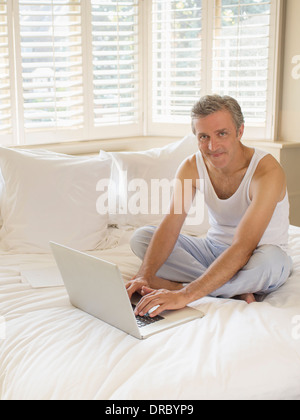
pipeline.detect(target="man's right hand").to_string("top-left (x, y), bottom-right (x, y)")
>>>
top-left (125, 276), bottom-right (150, 300)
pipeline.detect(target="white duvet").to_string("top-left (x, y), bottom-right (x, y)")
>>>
top-left (0, 227), bottom-right (300, 400)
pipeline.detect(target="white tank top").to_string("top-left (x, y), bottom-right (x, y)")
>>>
top-left (196, 148), bottom-right (290, 252)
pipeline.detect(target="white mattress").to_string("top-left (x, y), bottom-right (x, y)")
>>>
top-left (1, 227), bottom-right (300, 400)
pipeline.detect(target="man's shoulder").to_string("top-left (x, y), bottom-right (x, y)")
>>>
top-left (176, 153), bottom-right (199, 185)
top-left (251, 152), bottom-right (286, 199)
top-left (255, 152), bottom-right (285, 178)
top-left (178, 153), bottom-right (198, 173)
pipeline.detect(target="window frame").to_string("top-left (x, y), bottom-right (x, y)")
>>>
top-left (5, 0), bottom-right (143, 147)
top-left (0, 0), bottom-right (285, 147)
top-left (146, 0), bottom-right (285, 142)
top-left (12, 0), bottom-right (88, 146)
top-left (0, 0), bottom-right (17, 146)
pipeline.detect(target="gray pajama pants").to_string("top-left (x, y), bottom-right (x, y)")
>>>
top-left (130, 226), bottom-right (293, 298)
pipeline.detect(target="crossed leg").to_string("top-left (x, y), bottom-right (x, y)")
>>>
top-left (130, 226), bottom-right (293, 304)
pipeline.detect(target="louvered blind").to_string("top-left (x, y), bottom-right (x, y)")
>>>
top-left (18, 0), bottom-right (84, 132)
top-left (151, 0), bottom-right (203, 123)
top-left (0, 0), bottom-right (13, 138)
top-left (0, 0), bottom-right (282, 145)
top-left (212, 0), bottom-right (272, 126)
top-left (91, 0), bottom-right (139, 127)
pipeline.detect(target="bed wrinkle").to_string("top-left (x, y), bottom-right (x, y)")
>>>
top-left (92, 341), bottom-right (151, 400)
top-left (96, 322), bottom-right (210, 400)
top-left (0, 288), bottom-right (68, 319)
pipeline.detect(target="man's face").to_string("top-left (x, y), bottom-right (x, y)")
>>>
top-left (193, 110), bottom-right (244, 170)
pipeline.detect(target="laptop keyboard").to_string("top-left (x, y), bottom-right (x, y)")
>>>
top-left (132, 305), bottom-right (164, 328)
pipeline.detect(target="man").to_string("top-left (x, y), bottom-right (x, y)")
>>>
top-left (126, 95), bottom-right (292, 318)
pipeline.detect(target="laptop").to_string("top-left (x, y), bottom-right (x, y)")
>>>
top-left (50, 242), bottom-right (204, 340)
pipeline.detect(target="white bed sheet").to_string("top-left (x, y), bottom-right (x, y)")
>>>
top-left (0, 227), bottom-right (300, 400)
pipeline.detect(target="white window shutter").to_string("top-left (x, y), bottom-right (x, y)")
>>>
top-left (151, 0), bottom-right (203, 125)
top-left (150, 0), bottom-right (281, 140)
top-left (16, 0), bottom-right (85, 143)
top-left (212, 0), bottom-right (274, 139)
top-left (0, 0), bottom-right (15, 145)
top-left (91, 0), bottom-right (140, 130)
top-left (0, 0), bottom-right (283, 145)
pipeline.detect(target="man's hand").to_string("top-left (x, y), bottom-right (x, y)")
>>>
top-left (125, 276), bottom-right (150, 300)
top-left (134, 287), bottom-right (189, 318)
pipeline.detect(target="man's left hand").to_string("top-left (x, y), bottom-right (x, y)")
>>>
top-left (134, 287), bottom-right (188, 317)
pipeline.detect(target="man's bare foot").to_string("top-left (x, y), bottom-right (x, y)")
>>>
top-left (234, 293), bottom-right (256, 304)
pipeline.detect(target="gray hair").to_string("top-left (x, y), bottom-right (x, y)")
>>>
top-left (191, 95), bottom-right (245, 135)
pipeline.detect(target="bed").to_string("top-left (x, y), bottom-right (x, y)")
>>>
top-left (0, 137), bottom-right (300, 400)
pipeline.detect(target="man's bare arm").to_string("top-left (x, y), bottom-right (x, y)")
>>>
top-left (126, 157), bottom-right (197, 299)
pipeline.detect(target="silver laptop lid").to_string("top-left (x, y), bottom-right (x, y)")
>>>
top-left (50, 242), bottom-right (141, 339)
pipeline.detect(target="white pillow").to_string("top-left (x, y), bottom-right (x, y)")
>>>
top-left (99, 134), bottom-right (210, 235)
top-left (0, 147), bottom-right (112, 253)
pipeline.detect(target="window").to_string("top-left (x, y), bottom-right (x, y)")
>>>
top-left (0, 0), bottom-right (14, 145)
top-left (150, 0), bottom-right (282, 140)
top-left (0, 0), bottom-right (283, 146)
top-left (151, 0), bottom-right (203, 124)
top-left (1, 0), bottom-right (141, 146)
top-left (211, 0), bottom-right (279, 140)
top-left (91, 0), bottom-right (140, 129)
top-left (17, 0), bottom-right (85, 141)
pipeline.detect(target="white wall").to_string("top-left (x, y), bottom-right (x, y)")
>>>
top-left (279, 0), bottom-right (300, 143)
